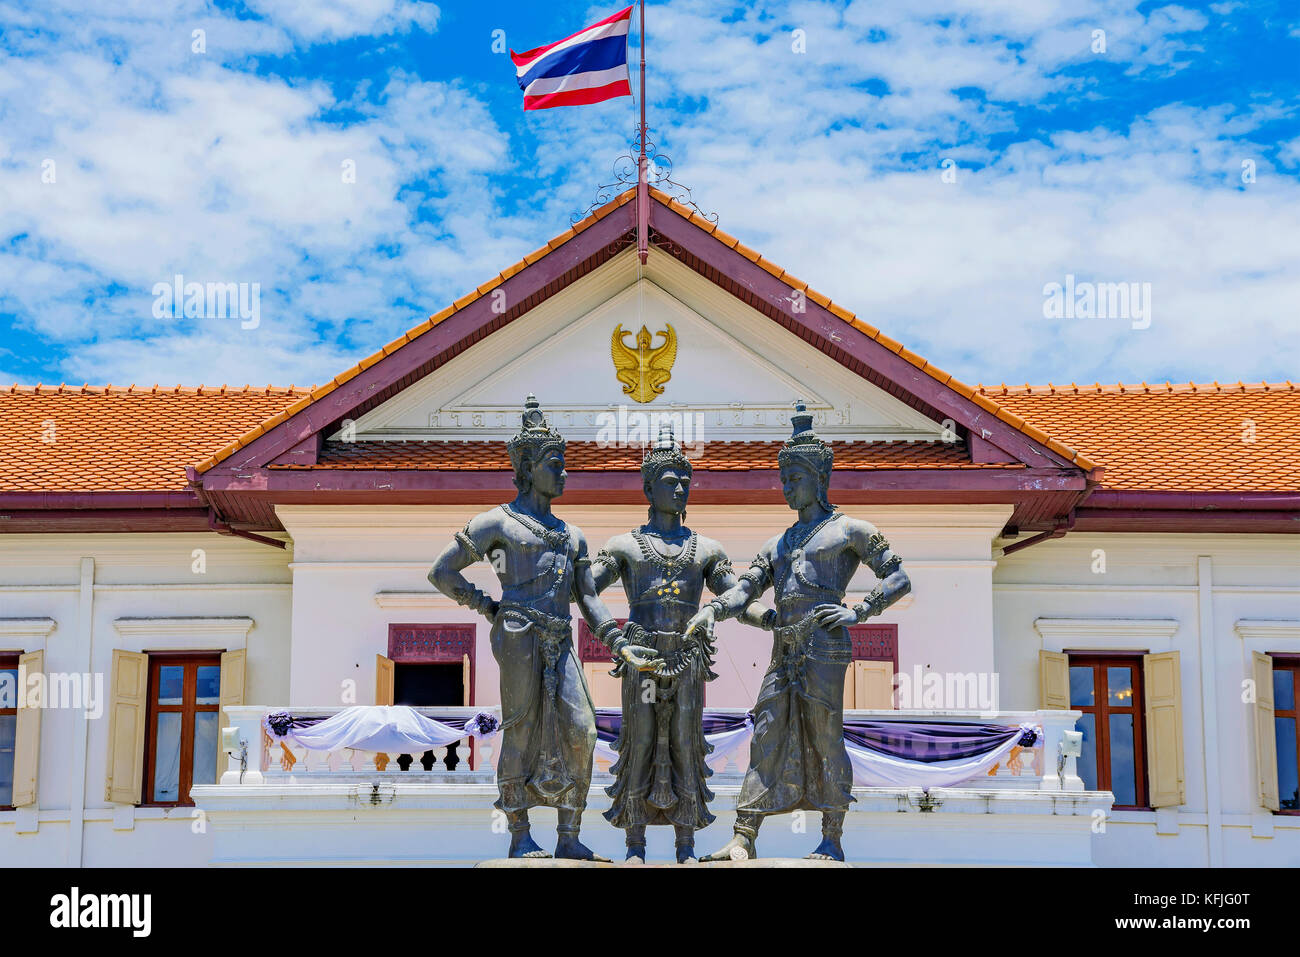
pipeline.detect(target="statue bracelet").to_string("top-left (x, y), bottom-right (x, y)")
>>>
top-left (853, 587), bottom-right (888, 622)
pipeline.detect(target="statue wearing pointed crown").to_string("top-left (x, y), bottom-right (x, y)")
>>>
top-left (590, 428), bottom-right (772, 863)
top-left (429, 395), bottom-right (661, 861)
top-left (685, 401), bottom-right (912, 862)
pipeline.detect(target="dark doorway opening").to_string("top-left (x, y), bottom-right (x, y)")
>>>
top-left (395, 662), bottom-right (464, 707)
top-left (394, 663), bottom-right (466, 771)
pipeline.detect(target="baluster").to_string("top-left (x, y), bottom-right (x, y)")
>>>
top-left (478, 739), bottom-right (494, 775)
top-left (432, 745), bottom-right (448, 771)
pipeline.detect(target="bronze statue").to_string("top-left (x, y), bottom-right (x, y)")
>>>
top-left (686, 401), bottom-right (911, 862)
top-left (591, 428), bottom-right (771, 864)
top-left (429, 395), bottom-right (660, 860)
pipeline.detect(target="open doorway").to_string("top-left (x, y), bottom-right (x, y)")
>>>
top-left (378, 624), bottom-right (477, 770)
top-left (394, 662), bottom-right (464, 707)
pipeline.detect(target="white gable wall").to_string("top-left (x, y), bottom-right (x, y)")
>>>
top-left (345, 247), bottom-right (950, 445)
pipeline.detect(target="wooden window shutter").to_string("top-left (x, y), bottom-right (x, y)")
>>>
top-left (218, 650), bottom-right (246, 782)
top-left (842, 667), bottom-right (855, 708)
top-left (105, 650), bottom-right (149, 805)
top-left (375, 654), bottom-right (394, 706)
top-left (853, 660), bottom-right (895, 709)
top-left (1143, 651), bottom-right (1185, 808)
top-left (1252, 651), bottom-right (1280, 812)
top-left (462, 653), bottom-right (471, 706)
top-left (12, 649), bottom-right (43, 807)
top-left (1039, 650), bottom-right (1069, 709)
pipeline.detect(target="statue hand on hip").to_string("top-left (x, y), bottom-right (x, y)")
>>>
top-left (812, 603), bottom-right (856, 630)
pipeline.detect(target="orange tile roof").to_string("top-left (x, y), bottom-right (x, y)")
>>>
top-left (1, 382), bottom-right (1295, 496)
top-left (0, 386), bottom-right (307, 492)
top-left (191, 188), bottom-right (1097, 476)
top-left (978, 382), bottom-right (1300, 492)
top-left (269, 439), bottom-right (1013, 472)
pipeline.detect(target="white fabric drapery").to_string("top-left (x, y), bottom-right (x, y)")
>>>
top-left (265, 706), bottom-right (499, 754)
top-left (845, 724), bottom-right (1041, 789)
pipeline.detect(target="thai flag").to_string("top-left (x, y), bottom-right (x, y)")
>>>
top-left (511, 7), bottom-right (633, 111)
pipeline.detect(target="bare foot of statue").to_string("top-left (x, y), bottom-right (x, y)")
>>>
top-left (554, 835), bottom-right (611, 862)
top-left (701, 833), bottom-right (756, 862)
top-left (508, 829), bottom-right (552, 859)
top-left (805, 837), bottom-right (845, 862)
top-left (676, 844), bottom-right (698, 864)
top-left (625, 844), bottom-right (646, 864)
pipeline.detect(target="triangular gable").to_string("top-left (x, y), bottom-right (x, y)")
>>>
top-left (345, 266), bottom-right (950, 444)
top-left (193, 188), bottom-right (1097, 484)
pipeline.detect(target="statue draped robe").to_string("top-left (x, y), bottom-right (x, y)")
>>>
top-left (461, 506), bottom-right (599, 816)
top-left (594, 531), bottom-right (738, 830)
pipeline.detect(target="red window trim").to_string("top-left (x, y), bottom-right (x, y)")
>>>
top-left (386, 624), bottom-right (476, 706)
top-left (141, 653), bottom-right (221, 808)
top-left (0, 654), bottom-right (18, 812)
top-left (1068, 654), bottom-right (1151, 811)
top-left (1270, 655), bottom-right (1300, 815)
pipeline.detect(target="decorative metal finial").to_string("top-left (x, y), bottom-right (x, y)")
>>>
top-left (571, 126), bottom-right (718, 229)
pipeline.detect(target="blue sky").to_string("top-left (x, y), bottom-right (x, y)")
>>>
top-left (1, 0), bottom-right (1298, 389)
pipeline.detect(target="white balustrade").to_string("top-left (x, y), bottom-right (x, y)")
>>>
top-left (220, 705), bottom-right (1080, 790)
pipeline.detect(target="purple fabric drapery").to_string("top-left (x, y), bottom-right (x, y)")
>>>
top-left (844, 719), bottom-right (1034, 763)
top-left (597, 710), bottom-right (1034, 761)
top-left (594, 708), bottom-right (748, 743)
top-left (264, 710), bottom-right (499, 742)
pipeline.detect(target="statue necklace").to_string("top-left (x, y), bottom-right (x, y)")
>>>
top-left (633, 527), bottom-right (697, 575)
top-left (782, 510), bottom-right (842, 557)
top-left (501, 503), bottom-right (572, 596)
top-left (501, 502), bottom-right (570, 551)
top-left (633, 527), bottom-right (697, 600)
top-left (778, 511), bottom-right (844, 607)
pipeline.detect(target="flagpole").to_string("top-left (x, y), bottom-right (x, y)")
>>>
top-left (636, 0), bottom-right (649, 265)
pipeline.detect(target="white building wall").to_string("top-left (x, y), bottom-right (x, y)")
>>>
top-left (276, 503), bottom-right (1011, 710)
top-left (993, 532), bottom-right (1300, 867)
top-left (0, 533), bottom-right (293, 866)
top-left (3, 518), bottom-right (1296, 867)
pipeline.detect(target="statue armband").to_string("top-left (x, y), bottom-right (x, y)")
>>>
top-left (861, 532), bottom-right (889, 567)
top-left (592, 548), bottom-right (620, 582)
top-left (738, 553), bottom-right (772, 593)
top-left (454, 525), bottom-right (484, 563)
top-left (876, 553), bottom-right (903, 577)
top-left (706, 556), bottom-right (735, 595)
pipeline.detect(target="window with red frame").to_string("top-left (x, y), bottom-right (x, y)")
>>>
top-left (143, 654), bottom-right (221, 806)
top-left (1068, 655), bottom-right (1148, 809)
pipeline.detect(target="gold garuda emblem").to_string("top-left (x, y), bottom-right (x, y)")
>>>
top-left (611, 323), bottom-right (677, 403)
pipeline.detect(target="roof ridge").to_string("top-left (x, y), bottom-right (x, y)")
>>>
top-left (191, 187), bottom-right (1099, 476)
top-left (977, 381), bottom-right (1298, 396)
top-left (5, 384), bottom-right (313, 395)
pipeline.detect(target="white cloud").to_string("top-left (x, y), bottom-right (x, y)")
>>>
top-left (0, 0), bottom-right (1296, 390)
